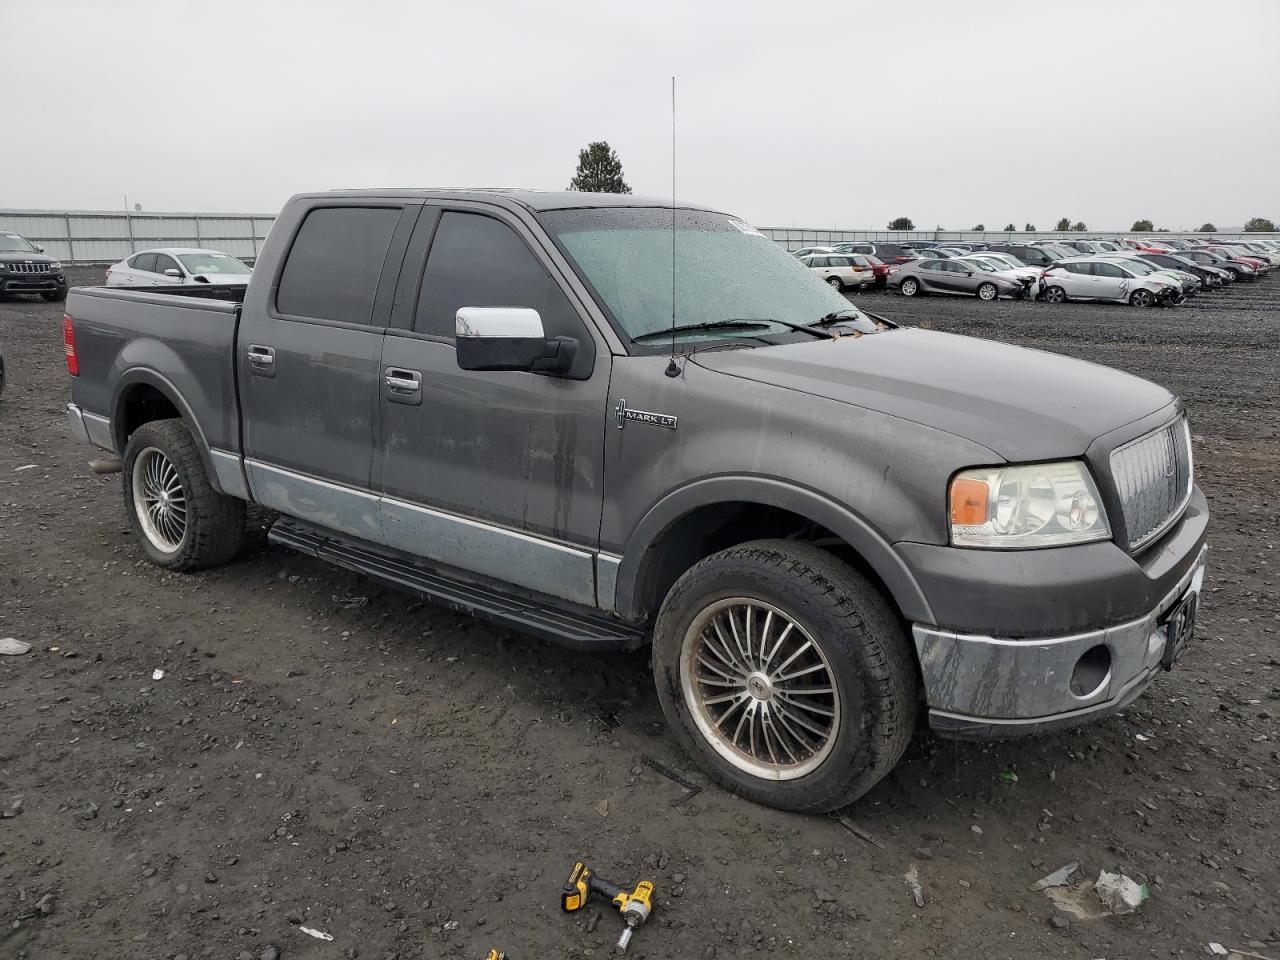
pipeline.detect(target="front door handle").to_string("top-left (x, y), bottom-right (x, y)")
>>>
top-left (383, 366), bottom-right (423, 406)
top-left (247, 344), bottom-right (276, 378)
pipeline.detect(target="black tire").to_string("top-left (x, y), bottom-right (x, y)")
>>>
top-left (827, 275), bottom-right (844, 291)
top-left (652, 540), bottom-right (918, 813)
top-left (899, 277), bottom-right (920, 297)
top-left (1043, 285), bottom-right (1067, 304)
top-left (41, 287), bottom-right (68, 303)
top-left (976, 282), bottom-right (998, 301)
top-left (122, 419), bottom-right (245, 570)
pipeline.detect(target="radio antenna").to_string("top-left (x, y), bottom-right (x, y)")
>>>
top-left (665, 75), bottom-right (680, 378)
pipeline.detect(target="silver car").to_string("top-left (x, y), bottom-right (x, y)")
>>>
top-left (1040, 257), bottom-right (1180, 307)
top-left (889, 256), bottom-right (1027, 300)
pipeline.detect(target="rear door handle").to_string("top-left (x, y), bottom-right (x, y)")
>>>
top-left (247, 344), bottom-right (276, 377)
top-left (384, 366), bottom-right (422, 406)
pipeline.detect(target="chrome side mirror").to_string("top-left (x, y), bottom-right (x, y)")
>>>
top-left (164, 268), bottom-right (182, 278)
top-left (455, 307), bottom-right (576, 375)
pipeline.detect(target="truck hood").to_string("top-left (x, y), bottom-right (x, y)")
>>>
top-left (691, 328), bottom-right (1175, 461)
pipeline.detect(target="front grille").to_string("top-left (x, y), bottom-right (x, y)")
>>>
top-left (7, 263), bottom-right (48, 274)
top-left (1110, 417), bottom-right (1193, 550)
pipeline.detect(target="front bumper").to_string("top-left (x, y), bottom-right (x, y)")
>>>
top-left (913, 544), bottom-right (1207, 740)
top-left (0, 271), bottom-right (66, 293)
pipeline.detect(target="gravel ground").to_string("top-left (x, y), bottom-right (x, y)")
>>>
top-left (1, 267), bottom-right (1277, 960)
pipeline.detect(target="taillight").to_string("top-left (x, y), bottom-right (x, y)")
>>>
top-left (63, 314), bottom-right (79, 376)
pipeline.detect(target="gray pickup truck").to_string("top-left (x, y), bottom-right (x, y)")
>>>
top-left (65, 190), bottom-right (1208, 812)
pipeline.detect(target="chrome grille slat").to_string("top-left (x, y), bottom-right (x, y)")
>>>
top-left (1110, 417), bottom-right (1193, 551)
top-left (7, 263), bottom-right (49, 274)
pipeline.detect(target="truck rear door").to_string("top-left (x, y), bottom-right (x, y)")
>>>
top-left (236, 200), bottom-right (419, 540)
top-left (374, 202), bottom-right (610, 608)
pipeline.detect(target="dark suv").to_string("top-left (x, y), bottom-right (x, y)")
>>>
top-left (984, 243), bottom-right (1065, 268)
top-left (832, 241), bottom-right (918, 264)
top-left (0, 230), bottom-right (67, 301)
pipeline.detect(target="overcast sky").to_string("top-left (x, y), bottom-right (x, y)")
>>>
top-left (7, 0), bottom-right (1278, 230)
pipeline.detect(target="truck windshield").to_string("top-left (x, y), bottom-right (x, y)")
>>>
top-left (178, 253), bottom-right (251, 276)
top-left (0, 233), bottom-right (39, 253)
top-left (540, 207), bottom-right (877, 344)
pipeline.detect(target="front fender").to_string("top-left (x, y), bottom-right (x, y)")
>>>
top-left (613, 475), bottom-right (935, 625)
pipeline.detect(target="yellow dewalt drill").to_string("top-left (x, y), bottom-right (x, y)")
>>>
top-left (560, 861), bottom-right (655, 953)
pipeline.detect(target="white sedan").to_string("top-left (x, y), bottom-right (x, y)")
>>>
top-left (106, 248), bottom-right (252, 286)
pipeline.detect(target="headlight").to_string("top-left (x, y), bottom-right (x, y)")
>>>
top-left (50, 261), bottom-right (63, 271)
top-left (949, 460), bottom-right (1110, 548)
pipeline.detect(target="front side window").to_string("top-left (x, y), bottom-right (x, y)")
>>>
top-left (276, 206), bottom-right (400, 323)
top-left (153, 254), bottom-right (179, 275)
top-left (541, 207), bottom-right (877, 347)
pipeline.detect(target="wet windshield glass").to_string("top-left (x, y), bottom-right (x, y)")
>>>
top-left (541, 208), bottom-right (877, 344)
top-left (177, 252), bottom-right (251, 275)
top-left (1121, 259), bottom-right (1157, 276)
top-left (0, 233), bottom-right (39, 253)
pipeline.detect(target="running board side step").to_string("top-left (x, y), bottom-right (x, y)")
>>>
top-left (268, 516), bottom-right (646, 652)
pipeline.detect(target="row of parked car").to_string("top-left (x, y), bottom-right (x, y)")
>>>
top-left (795, 236), bottom-right (1278, 306)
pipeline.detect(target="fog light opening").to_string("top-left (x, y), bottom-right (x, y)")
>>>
top-left (1070, 644), bottom-right (1112, 698)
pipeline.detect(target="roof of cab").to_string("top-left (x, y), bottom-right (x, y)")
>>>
top-left (306, 188), bottom-right (727, 214)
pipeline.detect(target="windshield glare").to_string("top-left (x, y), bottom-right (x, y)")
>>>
top-left (0, 233), bottom-right (39, 253)
top-left (541, 208), bottom-right (877, 344)
top-left (178, 252), bottom-right (251, 275)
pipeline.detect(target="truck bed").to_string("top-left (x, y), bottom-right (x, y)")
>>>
top-left (65, 284), bottom-right (243, 463)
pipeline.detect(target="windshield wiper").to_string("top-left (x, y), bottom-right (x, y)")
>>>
top-left (631, 320), bottom-right (774, 343)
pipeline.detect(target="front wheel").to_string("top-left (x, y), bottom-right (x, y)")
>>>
top-left (976, 282), bottom-right (998, 301)
top-left (41, 287), bottom-right (68, 303)
top-left (1043, 285), bottom-right (1067, 304)
top-left (122, 419), bottom-right (246, 570)
top-left (1129, 288), bottom-right (1155, 308)
top-left (652, 540), bottom-right (918, 813)
top-left (899, 277), bottom-right (920, 297)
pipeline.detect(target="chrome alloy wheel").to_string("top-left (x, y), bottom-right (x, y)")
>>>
top-left (679, 598), bottom-right (840, 781)
top-left (978, 283), bottom-right (997, 300)
top-left (131, 447), bottom-right (187, 552)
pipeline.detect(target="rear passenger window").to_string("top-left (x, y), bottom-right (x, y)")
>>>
top-left (133, 253), bottom-right (157, 273)
top-left (277, 206), bottom-right (400, 323)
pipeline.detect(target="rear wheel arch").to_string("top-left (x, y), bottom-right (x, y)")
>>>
top-left (613, 478), bottom-right (934, 631)
top-left (111, 371), bottom-right (223, 494)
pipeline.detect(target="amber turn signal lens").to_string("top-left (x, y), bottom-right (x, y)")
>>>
top-left (950, 477), bottom-right (990, 525)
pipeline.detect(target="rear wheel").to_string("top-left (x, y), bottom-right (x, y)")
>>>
top-left (1129, 288), bottom-right (1155, 308)
top-left (122, 419), bottom-right (246, 570)
top-left (976, 282), bottom-right (998, 301)
top-left (652, 540), bottom-right (918, 812)
top-left (1043, 285), bottom-right (1067, 304)
top-left (899, 277), bottom-right (920, 297)
top-left (827, 276), bottom-right (844, 290)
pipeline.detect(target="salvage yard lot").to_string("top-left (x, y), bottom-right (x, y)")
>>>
top-left (2, 267), bottom-right (1277, 959)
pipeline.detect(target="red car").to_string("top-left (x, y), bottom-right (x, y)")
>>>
top-left (1123, 238), bottom-right (1177, 254)
top-left (859, 254), bottom-right (894, 287)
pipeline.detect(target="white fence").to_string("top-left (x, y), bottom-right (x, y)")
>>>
top-left (1, 207), bottom-right (1275, 263)
top-left (0, 209), bottom-right (275, 263)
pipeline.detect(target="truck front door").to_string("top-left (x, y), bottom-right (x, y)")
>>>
top-left (376, 204), bottom-right (610, 608)
top-left (237, 201), bottom-right (418, 540)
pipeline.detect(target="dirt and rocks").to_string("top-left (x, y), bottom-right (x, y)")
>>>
top-left (1, 267), bottom-right (1277, 960)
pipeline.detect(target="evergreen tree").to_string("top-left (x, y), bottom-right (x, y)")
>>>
top-left (568, 142), bottom-right (631, 194)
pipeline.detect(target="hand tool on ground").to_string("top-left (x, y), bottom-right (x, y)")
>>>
top-left (560, 861), bottom-right (655, 953)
